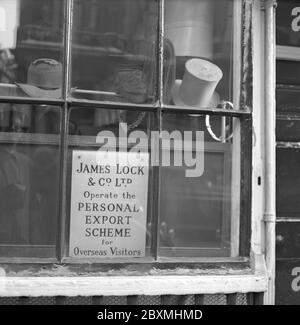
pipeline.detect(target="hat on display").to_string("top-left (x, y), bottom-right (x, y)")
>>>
top-left (16, 58), bottom-right (62, 99)
top-left (171, 58), bottom-right (223, 108)
top-left (165, 0), bottom-right (214, 58)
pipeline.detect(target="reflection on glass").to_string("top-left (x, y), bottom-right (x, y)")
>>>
top-left (0, 104), bottom-right (60, 257)
top-left (277, 61), bottom-right (300, 86)
top-left (276, 88), bottom-right (300, 141)
top-left (164, 0), bottom-right (234, 108)
top-left (0, 102), bottom-right (61, 134)
top-left (71, 0), bottom-right (158, 103)
top-left (65, 107), bottom-right (154, 259)
top-left (276, 117), bottom-right (300, 142)
top-left (277, 88), bottom-right (300, 113)
top-left (159, 113), bottom-right (236, 257)
top-left (68, 107), bottom-right (151, 137)
top-left (159, 150), bottom-right (231, 254)
top-left (0, 0), bottom-right (64, 98)
top-left (276, 222), bottom-right (300, 259)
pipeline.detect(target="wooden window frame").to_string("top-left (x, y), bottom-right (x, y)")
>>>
top-left (0, 0), bottom-right (253, 268)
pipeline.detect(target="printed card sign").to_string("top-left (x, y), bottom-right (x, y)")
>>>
top-left (69, 150), bottom-right (149, 258)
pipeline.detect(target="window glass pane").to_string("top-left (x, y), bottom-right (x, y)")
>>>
top-left (158, 113), bottom-right (241, 257)
top-left (277, 88), bottom-right (300, 113)
top-left (276, 0), bottom-right (300, 47)
top-left (276, 88), bottom-right (300, 141)
top-left (277, 148), bottom-right (300, 220)
top-left (65, 107), bottom-right (155, 260)
top-left (0, 103), bottom-right (61, 258)
top-left (277, 117), bottom-right (300, 142)
top-left (276, 222), bottom-right (300, 259)
top-left (71, 0), bottom-right (158, 104)
top-left (164, 0), bottom-right (235, 109)
top-left (0, 0), bottom-right (64, 99)
top-left (277, 61), bottom-right (300, 85)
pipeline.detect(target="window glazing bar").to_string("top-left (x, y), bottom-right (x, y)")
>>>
top-left (0, 96), bottom-right (64, 106)
top-left (63, 0), bottom-right (73, 100)
top-left (67, 99), bottom-right (158, 111)
top-left (57, 102), bottom-right (69, 262)
top-left (158, 0), bottom-right (164, 106)
top-left (151, 0), bottom-right (164, 259)
top-left (57, 0), bottom-right (74, 261)
top-left (162, 106), bottom-right (251, 117)
top-left (263, 0), bottom-right (277, 305)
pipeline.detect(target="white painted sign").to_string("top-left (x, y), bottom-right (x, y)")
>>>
top-left (69, 150), bottom-right (149, 259)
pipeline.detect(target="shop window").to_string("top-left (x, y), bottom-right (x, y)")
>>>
top-left (0, 0), bottom-right (252, 263)
top-left (0, 104), bottom-right (61, 257)
top-left (71, 0), bottom-right (158, 104)
top-left (0, 0), bottom-right (64, 99)
top-left (159, 113), bottom-right (233, 257)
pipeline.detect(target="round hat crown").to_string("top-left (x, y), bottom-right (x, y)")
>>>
top-left (27, 58), bottom-right (62, 89)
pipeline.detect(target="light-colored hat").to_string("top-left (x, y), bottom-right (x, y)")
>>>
top-left (16, 58), bottom-right (62, 99)
top-left (165, 0), bottom-right (214, 58)
top-left (171, 58), bottom-right (223, 108)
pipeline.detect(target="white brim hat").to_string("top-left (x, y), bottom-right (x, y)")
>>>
top-left (171, 79), bottom-right (220, 108)
top-left (16, 83), bottom-right (61, 99)
top-left (16, 58), bottom-right (63, 99)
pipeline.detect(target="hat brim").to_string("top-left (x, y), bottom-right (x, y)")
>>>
top-left (16, 83), bottom-right (62, 99)
top-left (171, 79), bottom-right (220, 108)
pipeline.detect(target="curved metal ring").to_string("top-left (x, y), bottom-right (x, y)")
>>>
top-left (205, 101), bottom-right (234, 142)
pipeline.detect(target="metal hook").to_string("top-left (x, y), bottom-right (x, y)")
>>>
top-left (205, 101), bottom-right (234, 142)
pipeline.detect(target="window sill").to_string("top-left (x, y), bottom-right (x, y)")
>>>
top-left (0, 254), bottom-right (268, 297)
top-left (0, 274), bottom-right (267, 297)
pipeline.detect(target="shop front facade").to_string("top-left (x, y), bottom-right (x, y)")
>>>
top-left (0, 0), bottom-right (298, 305)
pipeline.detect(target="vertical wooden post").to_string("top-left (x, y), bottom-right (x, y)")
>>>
top-left (194, 295), bottom-right (205, 305)
top-left (127, 295), bottom-right (139, 305)
top-left (226, 293), bottom-right (237, 305)
top-left (56, 296), bottom-right (67, 305)
top-left (92, 296), bottom-right (104, 305)
top-left (178, 295), bottom-right (189, 305)
top-left (18, 297), bottom-right (30, 305)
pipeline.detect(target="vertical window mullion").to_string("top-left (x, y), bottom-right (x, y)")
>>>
top-left (230, 0), bottom-right (243, 257)
top-left (57, 0), bottom-right (73, 261)
top-left (158, 0), bottom-right (165, 107)
top-left (57, 102), bottom-right (69, 261)
top-left (63, 0), bottom-right (73, 101)
top-left (151, 0), bottom-right (164, 260)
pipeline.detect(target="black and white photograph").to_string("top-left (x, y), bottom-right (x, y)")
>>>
top-left (0, 0), bottom-right (298, 317)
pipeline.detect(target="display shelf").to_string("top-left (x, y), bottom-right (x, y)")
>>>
top-left (0, 131), bottom-right (231, 150)
top-left (0, 132), bottom-right (101, 147)
top-left (17, 40), bottom-right (146, 62)
top-left (0, 132), bottom-right (60, 146)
